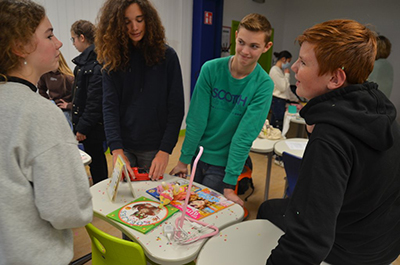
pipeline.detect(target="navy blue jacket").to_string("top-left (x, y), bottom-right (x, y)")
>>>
top-left (71, 44), bottom-right (105, 140)
top-left (103, 45), bottom-right (184, 153)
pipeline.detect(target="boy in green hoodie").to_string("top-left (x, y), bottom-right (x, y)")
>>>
top-left (170, 13), bottom-right (274, 206)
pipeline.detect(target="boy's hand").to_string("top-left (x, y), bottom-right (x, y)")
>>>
top-left (149, 151), bottom-right (169, 181)
top-left (112, 149), bottom-right (134, 178)
top-left (169, 161), bottom-right (188, 178)
top-left (223, 188), bottom-right (244, 207)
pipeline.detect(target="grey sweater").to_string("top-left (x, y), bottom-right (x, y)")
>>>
top-left (0, 79), bottom-right (93, 265)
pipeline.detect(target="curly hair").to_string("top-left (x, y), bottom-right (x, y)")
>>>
top-left (0, 0), bottom-right (45, 76)
top-left (296, 19), bottom-right (377, 84)
top-left (95, 0), bottom-right (166, 72)
top-left (71, 20), bottom-right (96, 44)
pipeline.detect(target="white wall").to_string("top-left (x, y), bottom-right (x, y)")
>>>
top-left (282, 0), bottom-right (400, 123)
top-left (36, 0), bottom-right (106, 71)
top-left (36, 0), bottom-right (400, 125)
top-left (223, 0), bottom-right (400, 123)
top-left (37, 0), bottom-right (193, 128)
top-left (223, 0), bottom-right (286, 51)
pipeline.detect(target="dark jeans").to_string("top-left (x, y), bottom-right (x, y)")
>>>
top-left (257, 198), bottom-right (290, 232)
top-left (83, 138), bottom-right (108, 185)
top-left (192, 160), bottom-right (226, 194)
top-left (123, 149), bottom-right (158, 169)
top-left (271, 97), bottom-right (287, 131)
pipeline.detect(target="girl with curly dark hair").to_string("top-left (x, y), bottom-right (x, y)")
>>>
top-left (96, 0), bottom-right (184, 180)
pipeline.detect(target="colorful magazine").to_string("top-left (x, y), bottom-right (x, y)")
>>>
top-left (106, 196), bottom-right (179, 234)
top-left (146, 182), bottom-right (234, 220)
top-left (146, 179), bottom-right (201, 200)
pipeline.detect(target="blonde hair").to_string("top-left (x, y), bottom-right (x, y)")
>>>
top-left (58, 52), bottom-right (73, 77)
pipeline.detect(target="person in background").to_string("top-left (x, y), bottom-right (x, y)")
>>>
top-left (71, 20), bottom-right (108, 185)
top-left (368, 35), bottom-right (394, 98)
top-left (170, 13), bottom-right (274, 206)
top-left (269, 50), bottom-right (298, 131)
top-left (38, 52), bottom-right (74, 128)
top-left (257, 19), bottom-right (400, 265)
top-left (0, 1), bottom-right (93, 264)
top-left (96, 0), bottom-right (184, 180)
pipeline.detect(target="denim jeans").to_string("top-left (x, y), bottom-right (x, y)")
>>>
top-left (62, 109), bottom-right (73, 130)
top-left (192, 160), bottom-right (226, 194)
top-left (123, 149), bottom-right (158, 169)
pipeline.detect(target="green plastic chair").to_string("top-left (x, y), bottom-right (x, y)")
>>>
top-left (85, 223), bottom-right (146, 265)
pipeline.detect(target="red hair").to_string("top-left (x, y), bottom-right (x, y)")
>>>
top-left (296, 19), bottom-right (377, 84)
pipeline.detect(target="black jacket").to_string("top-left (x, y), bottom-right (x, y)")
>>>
top-left (71, 44), bottom-right (105, 140)
top-left (268, 82), bottom-right (400, 265)
top-left (102, 44), bottom-right (184, 153)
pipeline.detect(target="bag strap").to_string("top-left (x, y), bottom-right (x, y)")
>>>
top-left (244, 178), bottom-right (254, 201)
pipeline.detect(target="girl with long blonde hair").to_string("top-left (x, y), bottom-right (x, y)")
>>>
top-left (38, 52), bottom-right (74, 128)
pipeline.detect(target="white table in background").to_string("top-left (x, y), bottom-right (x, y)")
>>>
top-left (90, 175), bottom-right (244, 265)
top-left (281, 111), bottom-right (306, 138)
top-left (274, 138), bottom-right (308, 158)
top-left (196, 219), bottom-right (331, 265)
top-left (79, 149), bottom-right (92, 166)
top-left (250, 138), bottom-right (280, 200)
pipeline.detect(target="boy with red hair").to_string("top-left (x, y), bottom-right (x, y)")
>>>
top-left (258, 19), bottom-right (400, 265)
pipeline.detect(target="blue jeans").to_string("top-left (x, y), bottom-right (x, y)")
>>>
top-left (192, 160), bottom-right (225, 194)
top-left (63, 109), bottom-right (73, 130)
top-left (123, 149), bottom-right (158, 169)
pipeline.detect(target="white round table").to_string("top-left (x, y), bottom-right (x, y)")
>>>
top-left (197, 219), bottom-right (282, 265)
top-left (274, 138), bottom-right (308, 158)
top-left (251, 137), bottom-right (277, 153)
top-left (79, 149), bottom-right (92, 166)
top-left (196, 219), bottom-right (331, 265)
top-left (250, 138), bottom-right (280, 200)
top-left (90, 176), bottom-right (244, 265)
top-left (281, 111), bottom-right (306, 138)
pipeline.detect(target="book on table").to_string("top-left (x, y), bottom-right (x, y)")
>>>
top-left (146, 180), bottom-right (235, 220)
top-left (106, 155), bottom-right (135, 202)
top-left (106, 196), bottom-right (179, 234)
